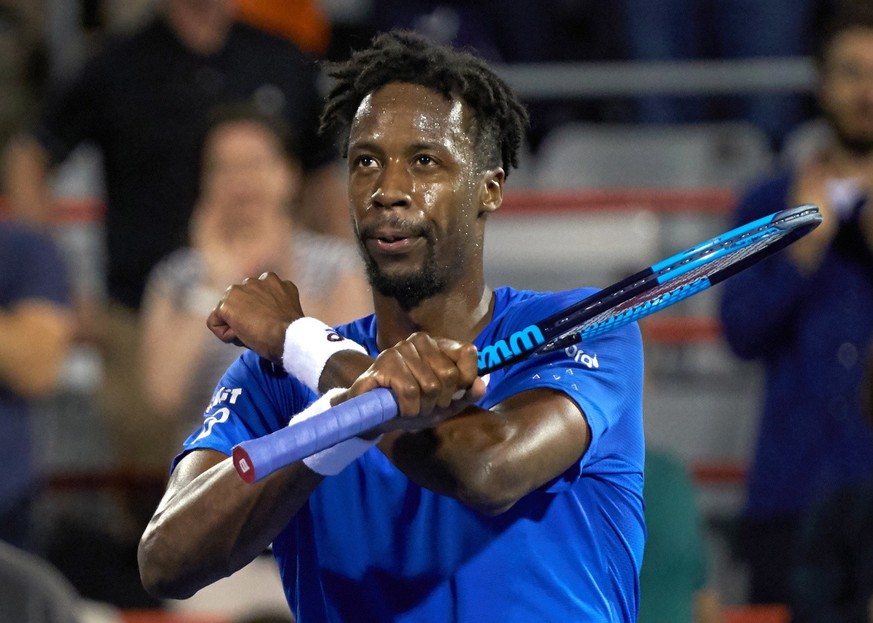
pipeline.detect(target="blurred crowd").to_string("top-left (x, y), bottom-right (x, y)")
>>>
top-left (0, 0), bottom-right (872, 622)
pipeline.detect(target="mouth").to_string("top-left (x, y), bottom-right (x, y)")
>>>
top-left (363, 225), bottom-right (427, 255)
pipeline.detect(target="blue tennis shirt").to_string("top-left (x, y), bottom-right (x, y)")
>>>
top-left (179, 286), bottom-right (646, 622)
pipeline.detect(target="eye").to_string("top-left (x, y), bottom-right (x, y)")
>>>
top-left (415, 154), bottom-right (436, 166)
top-left (353, 154), bottom-right (378, 169)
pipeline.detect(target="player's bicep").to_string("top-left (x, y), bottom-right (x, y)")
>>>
top-left (157, 448), bottom-right (229, 515)
top-left (488, 387), bottom-right (591, 495)
top-left (171, 449), bottom-right (228, 487)
top-left (485, 322), bottom-right (643, 491)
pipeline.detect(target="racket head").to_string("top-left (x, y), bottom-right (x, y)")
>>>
top-left (530, 204), bottom-right (821, 356)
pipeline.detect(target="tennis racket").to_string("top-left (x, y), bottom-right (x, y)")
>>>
top-left (232, 203), bottom-right (821, 483)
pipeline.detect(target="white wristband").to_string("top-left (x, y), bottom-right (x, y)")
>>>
top-left (296, 388), bottom-right (381, 476)
top-left (282, 317), bottom-right (367, 392)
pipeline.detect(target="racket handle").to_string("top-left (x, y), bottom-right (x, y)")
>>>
top-left (232, 387), bottom-right (400, 483)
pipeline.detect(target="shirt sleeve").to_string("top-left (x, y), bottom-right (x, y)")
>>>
top-left (175, 350), bottom-right (316, 466)
top-left (481, 289), bottom-right (645, 491)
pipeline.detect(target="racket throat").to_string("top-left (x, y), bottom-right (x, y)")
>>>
top-left (477, 323), bottom-right (547, 373)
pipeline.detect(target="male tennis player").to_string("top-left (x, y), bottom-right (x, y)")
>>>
top-left (138, 30), bottom-right (645, 621)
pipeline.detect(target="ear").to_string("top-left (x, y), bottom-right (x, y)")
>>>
top-left (478, 167), bottom-right (505, 216)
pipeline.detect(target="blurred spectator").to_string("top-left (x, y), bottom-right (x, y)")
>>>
top-left (789, 344), bottom-right (873, 622)
top-left (620, 0), bottom-right (823, 147)
top-left (372, 1), bottom-right (551, 63)
top-left (1, 0), bottom-right (345, 536)
top-left (0, 539), bottom-right (91, 623)
top-left (140, 103), bottom-right (370, 449)
top-left (0, 3), bottom-right (47, 150)
top-left (368, 1), bottom-right (631, 147)
top-left (638, 448), bottom-right (722, 623)
top-left (234, 0), bottom-right (332, 58)
top-left (719, 0), bottom-right (873, 604)
top-left (0, 221), bottom-right (73, 551)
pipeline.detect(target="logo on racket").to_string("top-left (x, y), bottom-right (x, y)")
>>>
top-left (478, 324), bottom-right (545, 369)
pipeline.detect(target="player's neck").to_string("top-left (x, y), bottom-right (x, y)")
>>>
top-left (373, 284), bottom-right (494, 352)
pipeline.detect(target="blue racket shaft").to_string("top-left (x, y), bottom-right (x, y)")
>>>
top-left (233, 388), bottom-right (398, 483)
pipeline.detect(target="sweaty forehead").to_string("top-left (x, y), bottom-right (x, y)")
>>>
top-left (350, 82), bottom-right (471, 148)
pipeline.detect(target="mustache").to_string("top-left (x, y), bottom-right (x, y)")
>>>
top-left (358, 215), bottom-right (432, 241)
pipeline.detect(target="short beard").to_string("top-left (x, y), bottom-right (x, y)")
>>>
top-left (362, 243), bottom-right (447, 310)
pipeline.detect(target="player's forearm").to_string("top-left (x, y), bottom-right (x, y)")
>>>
top-left (2, 135), bottom-right (55, 224)
top-left (380, 390), bottom-right (589, 515)
top-left (139, 452), bottom-right (321, 599)
top-left (378, 412), bottom-right (523, 515)
top-left (318, 350), bottom-right (375, 393)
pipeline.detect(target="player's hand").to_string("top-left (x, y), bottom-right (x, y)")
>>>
top-left (206, 272), bottom-right (304, 363)
top-left (342, 332), bottom-right (486, 433)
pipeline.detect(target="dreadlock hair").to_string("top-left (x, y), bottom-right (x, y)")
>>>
top-left (319, 30), bottom-right (530, 177)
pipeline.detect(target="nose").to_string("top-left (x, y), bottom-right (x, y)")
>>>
top-left (370, 160), bottom-right (412, 209)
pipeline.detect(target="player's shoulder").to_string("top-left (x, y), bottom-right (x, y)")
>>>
top-left (234, 348), bottom-right (291, 382)
top-left (491, 285), bottom-right (598, 324)
top-left (494, 285), bottom-right (642, 349)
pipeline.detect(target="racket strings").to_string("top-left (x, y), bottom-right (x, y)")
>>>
top-left (548, 227), bottom-right (786, 347)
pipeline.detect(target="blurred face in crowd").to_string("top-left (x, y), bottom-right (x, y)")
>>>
top-left (819, 26), bottom-right (873, 154)
top-left (165, 0), bottom-right (235, 54)
top-left (200, 119), bottom-right (300, 229)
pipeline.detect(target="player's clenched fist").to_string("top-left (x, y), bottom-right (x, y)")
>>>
top-left (346, 332), bottom-right (486, 431)
top-left (206, 271), bottom-right (304, 363)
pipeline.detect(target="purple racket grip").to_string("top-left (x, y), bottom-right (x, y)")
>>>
top-left (232, 387), bottom-right (399, 483)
